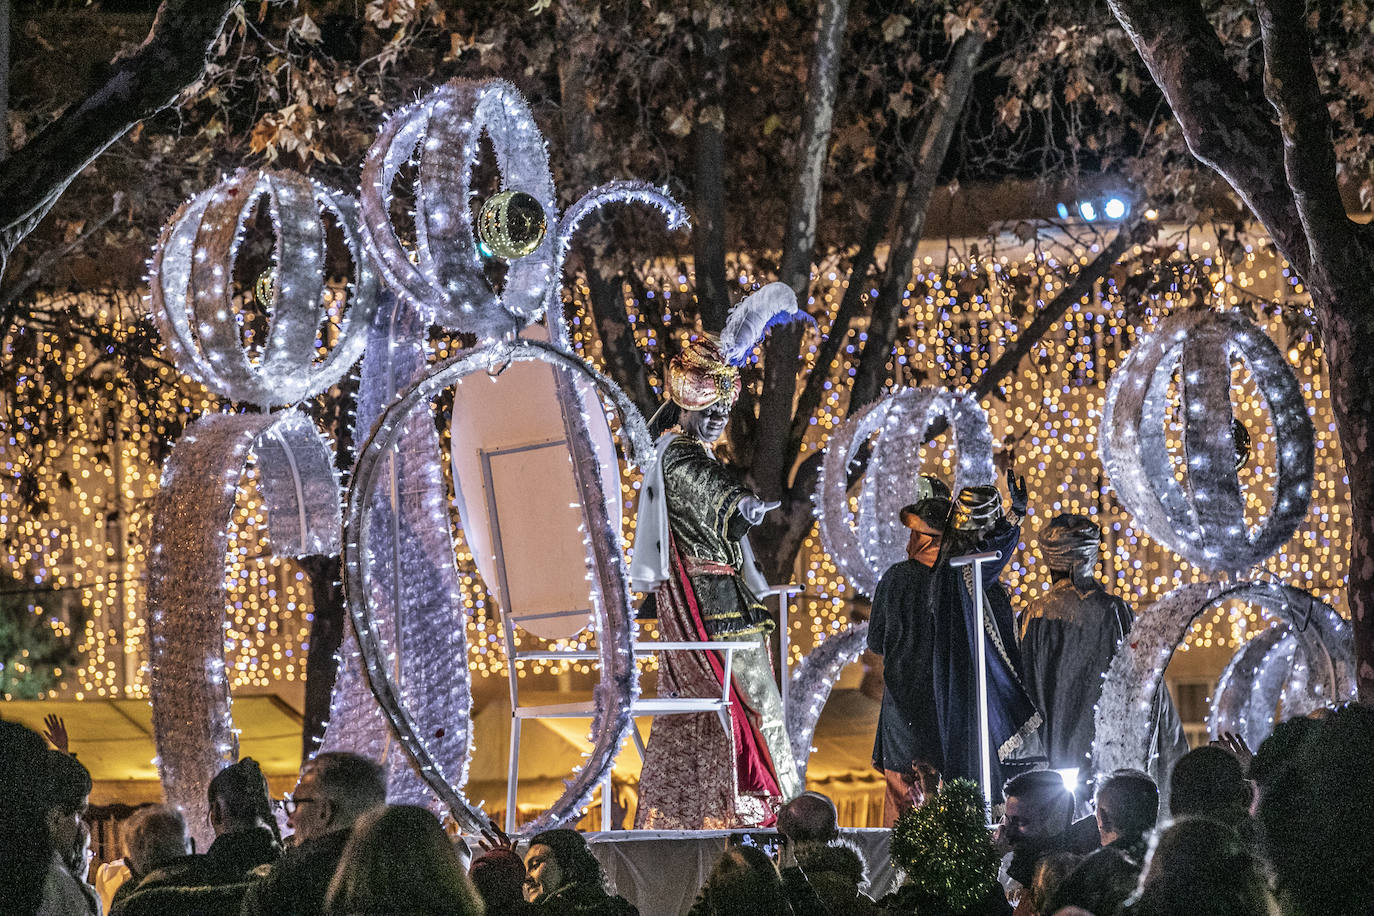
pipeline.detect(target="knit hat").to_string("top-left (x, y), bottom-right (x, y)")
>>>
top-left (469, 847), bottom-right (527, 909)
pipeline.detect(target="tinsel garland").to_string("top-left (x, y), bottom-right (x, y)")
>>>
top-left (785, 622), bottom-right (868, 780)
top-left (148, 410), bottom-right (341, 849)
top-left (1093, 579), bottom-right (1355, 779)
top-left (889, 778), bottom-right (999, 914)
top-left (817, 387), bottom-right (995, 597)
top-left (1100, 308), bottom-right (1314, 574)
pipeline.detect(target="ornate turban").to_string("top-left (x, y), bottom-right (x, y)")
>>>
top-left (665, 337), bottom-right (742, 411)
top-left (950, 485), bottom-right (1003, 534)
top-left (1038, 512), bottom-right (1101, 589)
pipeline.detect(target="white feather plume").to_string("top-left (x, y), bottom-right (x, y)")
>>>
top-left (718, 281), bottom-right (812, 366)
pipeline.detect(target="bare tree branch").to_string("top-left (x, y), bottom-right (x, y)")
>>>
top-left (0, 193), bottom-right (126, 346)
top-left (1106, 0), bottom-right (1311, 277)
top-left (971, 220), bottom-right (1150, 401)
top-left (785, 193), bottom-right (894, 460)
top-left (1255, 0), bottom-right (1374, 308)
top-left (0, 0), bottom-right (238, 253)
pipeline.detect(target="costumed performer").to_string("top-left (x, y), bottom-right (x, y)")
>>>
top-left (629, 283), bottom-right (809, 829)
top-left (869, 472), bottom-right (1042, 826)
top-left (869, 488), bottom-right (952, 827)
top-left (1020, 513), bottom-right (1188, 795)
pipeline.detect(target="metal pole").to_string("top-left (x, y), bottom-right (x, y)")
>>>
top-left (949, 549), bottom-right (1002, 817)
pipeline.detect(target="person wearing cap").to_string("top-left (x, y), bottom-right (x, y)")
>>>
top-left (629, 284), bottom-right (810, 829)
top-left (869, 471), bottom-right (1042, 826)
top-left (1020, 514), bottom-right (1187, 797)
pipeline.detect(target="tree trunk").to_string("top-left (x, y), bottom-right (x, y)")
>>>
top-left (299, 552), bottom-right (345, 763)
top-left (692, 17), bottom-right (730, 333)
top-left (585, 263), bottom-right (656, 413)
top-left (0, 0), bottom-right (238, 254)
top-left (1107, 0), bottom-right (1374, 698)
top-left (752, 0), bottom-right (851, 499)
top-left (1315, 306), bottom-right (1374, 702)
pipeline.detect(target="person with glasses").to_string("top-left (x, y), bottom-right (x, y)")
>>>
top-left (240, 752), bottom-right (385, 916)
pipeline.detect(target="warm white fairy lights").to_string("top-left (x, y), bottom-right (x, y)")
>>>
top-left (1101, 308), bottom-right (1315, 574)
top-left (816, 387), bottom-right (995, 597)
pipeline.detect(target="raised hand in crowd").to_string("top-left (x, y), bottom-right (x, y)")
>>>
top-left (44, 713), bottom-right (71, 754)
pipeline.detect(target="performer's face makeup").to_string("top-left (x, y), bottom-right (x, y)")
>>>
top-left (682, 402), bottom-right (731, 442)
top-left (523, 843), bottom-right (563, 903)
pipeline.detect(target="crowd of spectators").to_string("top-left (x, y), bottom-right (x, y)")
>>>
top-left (3, 701), bottom-right (1372, 915)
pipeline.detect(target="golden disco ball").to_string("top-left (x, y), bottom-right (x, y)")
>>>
top-left (476, 190), bottom-right (547, 260)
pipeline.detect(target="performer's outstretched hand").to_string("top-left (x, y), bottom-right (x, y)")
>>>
top-left (1006, 467), bottom-right (1028, 518)
top-left (740, 496), bottom-right (782, 525)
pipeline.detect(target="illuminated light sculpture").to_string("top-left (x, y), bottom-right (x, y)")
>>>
top-left (1208, 612), bottom-right (1341, 749)
top-left (149, 168), bottom-right (379, 408)
top-left (147, 409), bottom-right (342, 848)
top-left (359, 78), bottom-right (557, 338)
top-left (1092, 579), bottom-right (1355, 778)
top-left (146, 167), bottom-right (377, 848)
top-left (817, 387), bottom-right (996, 597)
top-left (345, 77), bottom-right (683, 831)
top-left (343, 337), bottom-right (655, 832)
top-left (315, 290), bottom-right (474, 805)
top-left (1100, 308), bottom-right (1315, 574)
top-left (785, 622), bottom-right (869, 781)
top-left (1210, 626), bottom-right (1299, 752)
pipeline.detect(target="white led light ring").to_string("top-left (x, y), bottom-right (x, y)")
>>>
top-left (785, 622), bottom-right (869, 780)
top-left (360, 79), bottom-right (556, 339)
top-left (818, 387), bottom-right (996, 597)
top-left (1101, 309), bottom-right (1315, 573)
top-left (1092, 579), bottom-right (1353, 778)
top-left (149, 169), bottom-right (379, 408)
top-left (149, 409), bottom-right (342, 849)
top-left (345, 338), bottom-right (654, 832)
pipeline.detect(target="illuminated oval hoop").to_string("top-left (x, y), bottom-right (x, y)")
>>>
top-left (149, 169), bottom-right (379, 408)
top-left (360, 78), bottom-right (556, 339)
top-left (817, 387), bottom-right (995, 596)
top-left (1093, 579), bottom-right (1353, 777)
top-left (1101, 309), bottom-right (1314, 573)
top-left (785, 622), bottom-right (869, 780)
top-left (149, 409), bottom-right (342, 848)
top-left (345, 338), bottom-right (654, 832)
